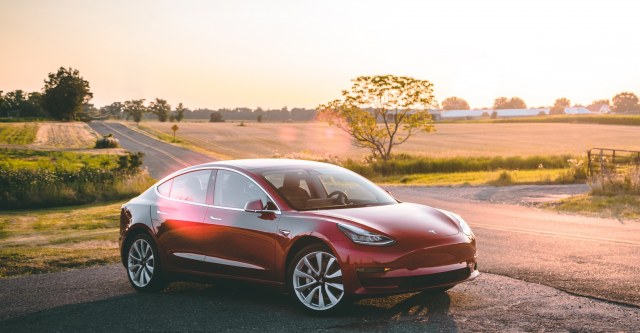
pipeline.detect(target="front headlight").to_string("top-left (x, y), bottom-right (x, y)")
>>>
top-left (337, 224), bottom-right (395, 246)
top-left (439, 210), bottom-right (474, 237)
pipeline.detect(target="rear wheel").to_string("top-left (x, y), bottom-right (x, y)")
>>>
top-left (125, 233), bottom-right (167, 292)
top-left (288, 244), bottom-right (347, 314)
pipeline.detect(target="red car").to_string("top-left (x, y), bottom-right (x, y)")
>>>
top-left (119, 159), bottom-right (478, 313)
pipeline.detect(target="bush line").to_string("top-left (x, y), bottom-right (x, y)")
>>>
top-left (343, 153), bottom-right (576, 177)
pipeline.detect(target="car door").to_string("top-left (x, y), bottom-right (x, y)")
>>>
top-left (202, 169), bottom-right (279, 281)
top-left (152, 169), bottom-right (214, 270)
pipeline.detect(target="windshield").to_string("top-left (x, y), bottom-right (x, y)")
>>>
top-left (259, 166), bottom-right (397, 210)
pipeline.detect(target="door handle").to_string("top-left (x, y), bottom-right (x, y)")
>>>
top-left (209, 216), bottom-right (222, 221)
top-left (156, 210), bottom-right (168, 215)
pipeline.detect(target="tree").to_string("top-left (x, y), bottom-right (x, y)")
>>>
top-left (3, 90), bottom-right (26, 111)
top-left (0, 90), bottom-right (45, 118)
top-left (101, 102), bottom-right (124, 119)
top-left (612, 92), bottom-right (639, 113)
top-left (550, 97), bottom-right (570, 115)
top-left (209, 111), bottom-right (224, 122)
top-left (174, 102), bottom-right (187, 122)
top-left (149, 98), bottom-right (171, 122)
top-left (441, 96), bottom-right (470, 110)
top-left (318, 75), bottom-right (436, 160)
top-left (493, 96), bottom-right (526, 109)
top-left (42, 67), bottom-right (92, 121)
top-left (591, 99), bottom-right (610, 107)
top-left (123, 99), bottom-right (147, 123)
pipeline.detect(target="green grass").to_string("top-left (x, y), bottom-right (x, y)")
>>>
top-left (0, 201), bottom-right (123, 277)
top-left (136, 123), bottom-right (186, 144)
top-left (0, 148), bottom-right (155, 209)
top-left (0, 148), bottom-right (119, 170)
top-left (548, 194), bottom-right (640, 221)
top-left (444, 114), bottom-right (640, 126)
top-left (0, 123), bottom-right (38, 144)
top-left (132, 123), bottom-right (226, 159)
top-left (375, 168), bottom-right (572, 186)
top-left (344, 154), bottom-right (576, 177)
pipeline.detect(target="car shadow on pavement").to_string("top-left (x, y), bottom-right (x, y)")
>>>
top-left (0, 281), bottom-right (459, 332)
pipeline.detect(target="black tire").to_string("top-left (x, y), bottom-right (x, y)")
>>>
top-left (287, 244), bottom-right (349, 315)
top-left (125, 233), bottom-right (168, 292)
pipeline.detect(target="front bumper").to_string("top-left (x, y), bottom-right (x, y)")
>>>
top-left (332, 233), bottom-right (478, 296)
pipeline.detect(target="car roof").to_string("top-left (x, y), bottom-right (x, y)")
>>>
top-left (192, 158), bottom-right (339, 172)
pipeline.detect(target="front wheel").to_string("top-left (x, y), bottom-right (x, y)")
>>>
top-left (288, 244), bottom-right (347, 314)
top-left (125, 233), bottom-right (167, 292)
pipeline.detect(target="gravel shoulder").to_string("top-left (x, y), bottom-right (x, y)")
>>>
top-left (384, 184), bottom-right (591, 206)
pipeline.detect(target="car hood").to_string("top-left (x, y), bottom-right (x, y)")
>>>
top-left (313, 202), bottom-right (461, 240)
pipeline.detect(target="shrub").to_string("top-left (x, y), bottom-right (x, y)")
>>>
top-left (94, 134), bottom-right (120, 148)
top-left (489, 171), bottom-right (514, 186)
top-left (0, 149), bottom-right (153, 209)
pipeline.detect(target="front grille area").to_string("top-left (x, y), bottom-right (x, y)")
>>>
top-left (359, 267), bottom-right (472, 290)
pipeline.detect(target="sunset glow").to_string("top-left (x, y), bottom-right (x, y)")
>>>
top-left (1, 0), bottom-right (639, 109)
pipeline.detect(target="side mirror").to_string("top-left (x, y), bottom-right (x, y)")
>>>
top-left (244, 199), bottom-right (264, 212)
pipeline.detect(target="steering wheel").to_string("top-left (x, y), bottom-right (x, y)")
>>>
top-left (328, 190), bottom-right (349, 205)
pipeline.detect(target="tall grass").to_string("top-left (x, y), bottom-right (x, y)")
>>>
top-left (589, 168), bottom-right (640, 195)
top-left (343, 153), bottom-right (576, 177)
top-left (0, 149), bottom-right (154, 210)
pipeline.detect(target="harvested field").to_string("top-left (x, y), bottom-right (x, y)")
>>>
top-left (33, 122), bottom-right (99, 149)
top-left (139, 122), bottom-right (640, 159)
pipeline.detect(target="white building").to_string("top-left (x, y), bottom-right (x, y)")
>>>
top-left (439, 109), bottom-right (489, 119)
top-left (496, 108), bottom-right (550, 118)
top-left (564, 107), bottom-right (592, 115)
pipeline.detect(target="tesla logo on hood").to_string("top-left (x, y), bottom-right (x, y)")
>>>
top-left (428, 229), bottom-right (437, 234)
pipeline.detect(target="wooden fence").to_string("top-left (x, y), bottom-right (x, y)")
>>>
top-left (587, 148), bottom-right (640, 192)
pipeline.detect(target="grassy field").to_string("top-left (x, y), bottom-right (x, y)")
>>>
top-left (32, 122), bottom-right (98, 149)
top-left (473, 114), bottom-right (640, 126)
top-left (136, 121), bottom-right (640, 159)
top-left (0, 201), bottom-right (122, 277)
top-left (0, 121), bottom-right (104, 150)
top-left (375, 168), bottom-right (571, 186)
top-left (0, 123), bottom-right (38, 145)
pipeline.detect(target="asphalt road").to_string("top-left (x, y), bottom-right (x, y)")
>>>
top-left (1, 123), bottom-right (638, 331)
top-left (384, 185), bottom-right (640, 308)
top-left (1, 265), bottom-right (638, 332)
top-left (88, 122), bottom-right (214, 179)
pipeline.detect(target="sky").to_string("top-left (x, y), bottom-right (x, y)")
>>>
top-left (1, 0), bottom-right (639, 109)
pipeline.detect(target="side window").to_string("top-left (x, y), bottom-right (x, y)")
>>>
top-left (157, 179), bottom-right (172, 196)
top-left (214, 170), bottom-right (269, 209)
top-left (169, 170), bottom-right (212, 204)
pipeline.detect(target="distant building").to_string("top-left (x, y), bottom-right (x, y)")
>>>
top-left (564, 107), bottom-right (592, 115)
top-left (586, 104), bottom-right (610, 113)
top-left (496, 108), bottom-right (550, 118)
top-left (439, 108), bottom-right (549, 120)
top-left (439, 109), bottom-right (488, 120)
top-left (428, 110), bottom-right (441, 121)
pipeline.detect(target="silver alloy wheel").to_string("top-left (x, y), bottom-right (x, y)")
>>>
top-left (127, 238), bottom-right (155, 288)
top-left (292, 250), bottom-right (344, 311)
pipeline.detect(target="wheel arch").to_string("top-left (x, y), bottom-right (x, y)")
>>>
top-left (120, 225), bottom-right (156, 267)
top-left (283, 235), bottom-right (334, 285)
